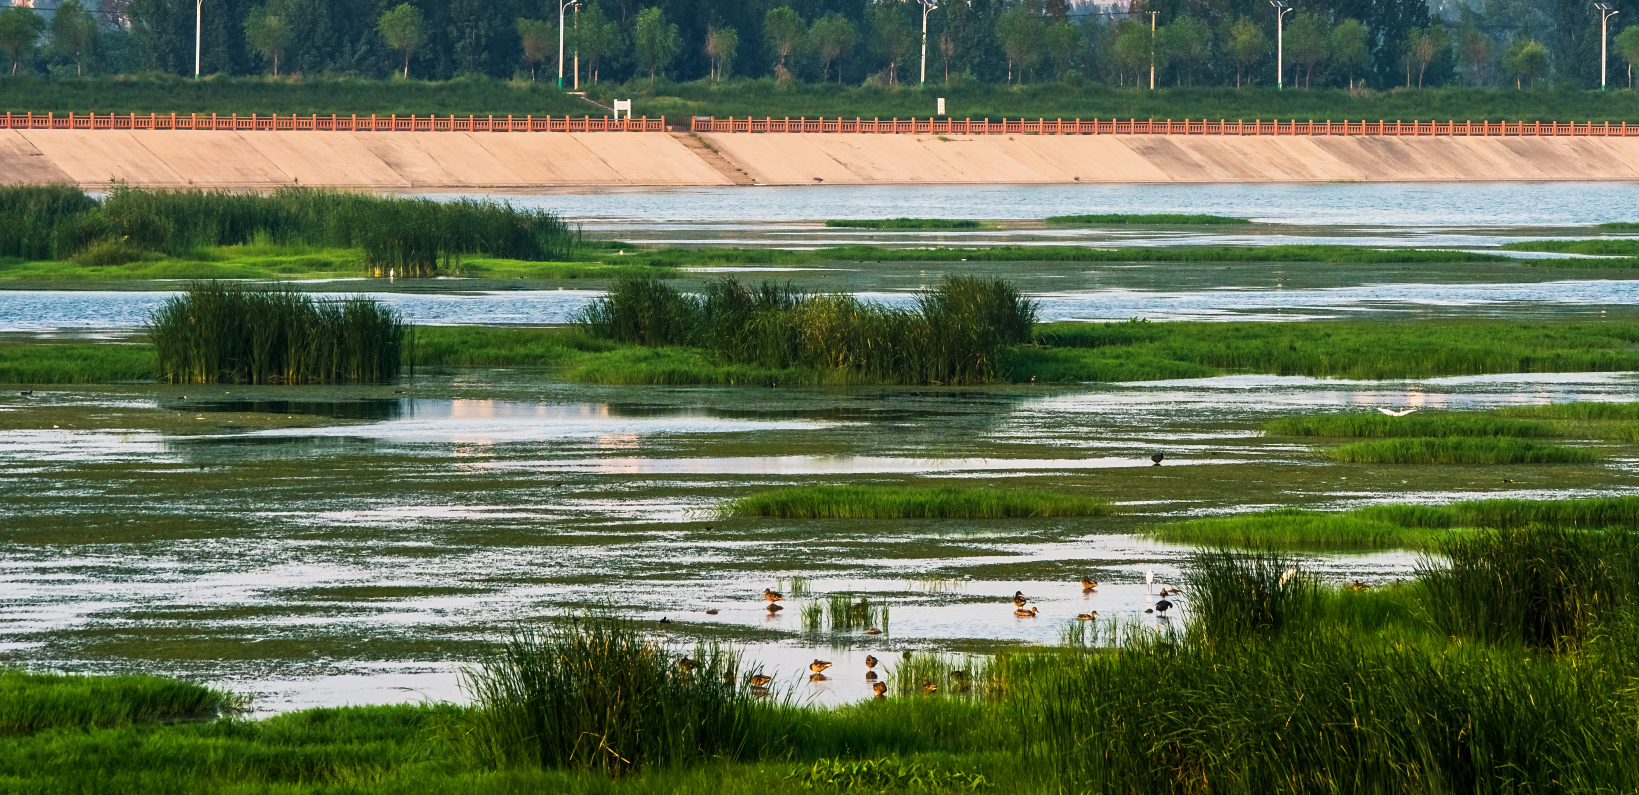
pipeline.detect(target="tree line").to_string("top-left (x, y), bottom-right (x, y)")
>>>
top-left (0, 0), bottom-right (1637, 91)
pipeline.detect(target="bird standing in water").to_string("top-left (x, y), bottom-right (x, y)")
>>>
top-left (873, 681), bottom-right (888, 697)
top-left (809, 659), bottom-right (833, 674)
top-left (749, 674), bottom-right (773, 687)
top-left (1155, 599), bottom-right (1174, 617)
top-left (1081, 576), bottom-right (1098, 591)
top-left (864, 655), bottom-right (879, 669)
top-left (764, 588), bottom-right (784, 603)
top-left (1151, 452), bottom-right (1164, 466)
top-left (1012, 591), bottom-right (1028, 607)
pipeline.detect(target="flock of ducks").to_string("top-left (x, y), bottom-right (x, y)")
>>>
top-left (682, 572), bottom-right (1185, 697)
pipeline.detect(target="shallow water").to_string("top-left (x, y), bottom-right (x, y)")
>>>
top-left (4, 370), bottom-right (1637, 711)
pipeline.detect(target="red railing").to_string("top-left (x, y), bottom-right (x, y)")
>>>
top-left (688, 116), bottom-right (1639, 137)
top-left (0, 112), bottom-right (667, 132)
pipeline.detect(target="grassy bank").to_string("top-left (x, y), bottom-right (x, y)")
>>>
top-left (1265, 412), bottom-right (1555, 438)
top-left (1044, 213), bottom-right (1250, 224)
top-left (1150, 495), bottom-right (1639, 549)
top-left (0, 669), bottom-right (236, 735)
top-left (723, 485), bottom-right (1112, 519)
top-left (1326, 436), bottom-right (1596, 464)
top-left (8, 527), bottom-right (1639, 791)
top-left (618, 243), bottom-right (1522, 269)
top-left (10, 79), bottom-right (1639, 123)
top-left (823, 219), bottom-right (981, 229)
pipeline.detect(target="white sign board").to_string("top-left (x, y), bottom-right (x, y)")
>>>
top-left (613, 99), bottom-right (632, 119)
top-left (937, 98), bottom-right (946, 116)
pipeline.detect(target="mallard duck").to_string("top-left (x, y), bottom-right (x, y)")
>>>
top-left (677, 657), bottom-right (699, 672)
top-left (809, 659), bottom-right (833, 673)
top-left (864, 627), bottom-right (881, 635)
top-left (872, 681), bottom-right (888, 696)
top-left (1076, 612), bottom-right (1098, 620)
top-left (764, 588), bottom-right (784, 603)
top-left (1014, 606), bottom-right (1038, 618)
top-left (1012, 590), bottom-right (1028, 607)
top-left (921, 680), bottom-right (938, 694)
top-left (1081, 576), bottom-right (1098, 590)
top-left (749, 674), bottom-right (773, 687)
top-left (864, 654), bottom-right (878, 669)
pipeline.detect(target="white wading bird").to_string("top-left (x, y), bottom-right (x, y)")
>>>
top-left (1378, 407), bottom-right (1419, 416)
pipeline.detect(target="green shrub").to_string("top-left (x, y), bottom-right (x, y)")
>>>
top-left (69, 238), bottom-right (138, 267)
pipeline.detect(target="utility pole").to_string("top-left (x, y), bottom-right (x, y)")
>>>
top-left (194, 0), bottom-right (202, 80)
top-left (557, 0), bottom-right (579, 89)
top-left (573, 4), bottom-right (580, 90)
top-left (1149, 11), bottom-right (1157, 90)
top-left (1270, 1), bottom-right (1292, 90)
top-left (918, 0), bottom-right (939, 89)
top-left (1595, 3), bottom-right (1619, 91)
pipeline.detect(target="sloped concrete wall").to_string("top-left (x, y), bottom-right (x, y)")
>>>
top-left (4, 128), bottom-right (1636, 189)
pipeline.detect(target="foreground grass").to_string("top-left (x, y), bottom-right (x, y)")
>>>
top-left (1151, 495), bottom-right (1639, 549)
top-left (0, 249), bottom-right (673, 283)
top-left (0, 669), bottom-right (235, 735)
top-left (723, 485), bottom-right (1112, 519)
top-left (1326, 437), bottom-right (1596, 464)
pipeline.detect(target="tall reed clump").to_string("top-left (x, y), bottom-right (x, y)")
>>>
top-left (574, 275), bottom-right (1037, 386)
top-left (459, 620), bottom-right (772, 777)
top-left (1419, 526), bottom-right (1639, 652)
top-left (148, 282), bottom-right (403, 384)
top-left (1182, 549), bottom-right (1319, 640)
top-left (1265, 412), bottom-right (1555, 438)
top-left (15, 185), bottom-right (581, 276)
top-left (0, 184), bottom-right (100, 260)
top-left (1326, 437), bottom-right (1595, 465)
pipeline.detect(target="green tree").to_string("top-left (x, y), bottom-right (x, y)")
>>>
top-left (243, 2), bottom-right (292, 76)
top-left (1503, 38), bottom-right (1549, 88)
top-left (1159, 14), bottom-right (1209, 87)
top-left (1043, 22), bottom-right (1081, 81)
top-left (1112, 19), bottom-right (1149, 87)
top-left (633, 6), bottom-right (679, 82)
top-left (1332, 18), bottom-right (1369, 89)
top-left (705, 25), bottom-right (738, 81)
top-left (764, 6), bottom-right (805, 74)
top-left (809, 12), bottom-right (855, 83)
top-left (1284, 11), bottom-right (1329, 88)
top-left (1225, 16), bottom-right (1266, 88)
top-left (47, 0), bottom-right (98, 76)
top-left (568, 2), bottom-right (618, 85)
top-left (1404, 26), bottom-right (1449, 88)
top-left (516, 18), bottom-right (552, 81)
top-left (871, 1), bottom-right (914, 86)
top-left (0, 5), bottom-right (45, 75)
top-left (995, 5), bottom-right (1043, 84)
top-left (376, 3), bottom-right (426, 78)
top-left (1616, 25), bottom-right (1639, 90)
top-left (1457, 22), bottom-right (1494, 86)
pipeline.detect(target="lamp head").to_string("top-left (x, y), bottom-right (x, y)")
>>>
top-left (1270, 0), bottom-right (1289, 7)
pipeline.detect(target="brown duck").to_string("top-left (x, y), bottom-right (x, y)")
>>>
top-left (809, 659), bottom-right (833, 673)
top-left (764, 588), bottom-right (784, 603)
top-left (1014, 606), bottom-right (1038, 618)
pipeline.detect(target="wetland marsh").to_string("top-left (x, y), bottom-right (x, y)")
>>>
top-left (5, 182), bottom-right (1639, 792)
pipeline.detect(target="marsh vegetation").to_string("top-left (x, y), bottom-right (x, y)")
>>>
top-left (723, 485), bottom-right (1111, 519)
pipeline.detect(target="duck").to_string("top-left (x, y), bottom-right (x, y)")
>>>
top-left (864, 655), bottom-right (879, 669)
top-left (749, 674), bottom-right (773, 687)
top-left (704, 609), bottom-right (719, 615)
top-left (677, 657), bottom-right (699, 672)
top-left (1012, 591), bottom-right (1028, 607)
top-left (1151, 452), bottom-right (1164, 466)
top-left (921, 680), bottom-right (938, 694)
top-left (809, 659), bottom-right (833, 674)
top-left (764, 588), bottom-right (784, 603)
top-left (1080, 576), bottom-right (1098, 590)
top-left (872, 681), bottom-right (888, 696)
top-left (722, 670), bottom-right (736, 686)
top-left (865, 627), bottom-right (882, 635)
top-left (1014, 606), bottom-right (1038, 618)
top-left (1076, 612), bottom-right (1098, 621)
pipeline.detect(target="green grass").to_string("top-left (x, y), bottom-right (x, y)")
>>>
top-left (1498, 402), bottom-right (1639, 421)
top-left (1596, 222), bottom-right (1639, 231)
top-left (823, 219), bottom-right (982, 229)
top-left (1043, 213), bottom-right (1250, 225)
top-left (1326, 437), bottom-right (1596, 465)
top-left (0, 669), bottom-right (235, 735)
top-left (616, 244), bottom-right (1515, 269)
top-left (1149, 508), bottom-right (1447, 550)
top-left (1264, 412), bottom-right (1555, 438)
top-left (722, 485), bottom-right (1112, 519)
top-left (0, 341), bottom-right (156, 384)
top-left (1502, 239), bottom-right (1639, 257)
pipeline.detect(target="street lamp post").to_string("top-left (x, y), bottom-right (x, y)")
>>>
top-left (557, 0), bottom-right (579, 90)
top-left (1149, 11), bottom-right (1157, 90)
top-left (1595, 3), bottom-right (1619, 91)
top-left (194, 0), bottom-right (202, 80)
top-left (918, 0), bottom-right (938, 89)
top-left (1270, 1), bottom-right (1293, 90)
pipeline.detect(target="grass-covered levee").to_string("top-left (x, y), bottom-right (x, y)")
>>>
top-left (148, 282), bottom-right (405, 384)
top-left (0, 183), bottom-right (583, 277)
top-left (573, 275), bottom-right (1038, 386)
top-left (8, 524), bottom-right (1639, 792)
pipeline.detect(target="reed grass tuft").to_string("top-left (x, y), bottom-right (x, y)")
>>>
top-left (723, 485), bottom-right (1110, 519)
top-left (148, 282), bottom-right (404, 384)
top-left (823, 219), bottom-right (981, 229)
top-left (1498, 401), bottom-right (1639, 420)
top-left (1043, 213), bottom-right (1250, 225)
top-left (0, 669), bottom-right (235, 735)
top-left (1265, 412), bottom-right (1554, 438)
top-left (1150, 508), bottom-right (1438, 549)
top-left (1326, 436), bottom-right (1595, 464)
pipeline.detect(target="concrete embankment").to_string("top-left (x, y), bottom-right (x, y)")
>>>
top-left (4, 128), bottom-right (1638, 189)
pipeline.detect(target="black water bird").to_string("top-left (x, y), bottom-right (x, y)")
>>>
top-left (659, 616), bottom-right (672, 624)
top-left (1155, 599), bottom-right (1174, 617)
top-left (19, 391), bottom-right (32, 397)
top-left (1151, 452), bottom-right (1164, 466)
